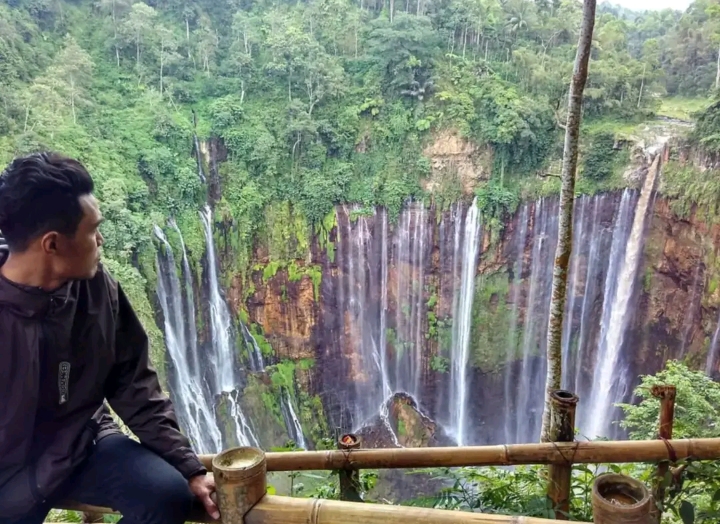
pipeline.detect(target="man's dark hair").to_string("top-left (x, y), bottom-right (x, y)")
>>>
top-left (0, 152), bottom-right (94, 252)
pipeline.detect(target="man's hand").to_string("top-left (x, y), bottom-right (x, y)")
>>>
top-left (189, 474), bottom-right (220, 520)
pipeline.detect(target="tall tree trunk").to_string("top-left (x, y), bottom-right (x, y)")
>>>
top-left (539, 0), bottom-right (597, 443)
top-left (637, 63), bottom-right (646, 108)
top-left (716, 43), bottom-right (720, 91)
top-left (186, 18), bottom-right (191, 59)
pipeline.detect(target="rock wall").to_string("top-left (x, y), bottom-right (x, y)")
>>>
top-left (224, 183), bottom-right (719, 445)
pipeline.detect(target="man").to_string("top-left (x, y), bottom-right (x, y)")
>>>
top-left (0, 152), bottom-right (219, 524)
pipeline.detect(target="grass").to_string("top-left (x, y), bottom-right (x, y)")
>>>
top-left (581, 117), bottom-right (645, 138)
top-left (657, 97), bottom-right (712, 121)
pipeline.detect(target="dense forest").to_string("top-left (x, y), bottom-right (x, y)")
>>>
top-left (2, 0), bottom-right (720, 306)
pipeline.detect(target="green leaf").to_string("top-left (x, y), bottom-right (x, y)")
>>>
top-left (680, 500), bottom-right (695, 524)
top-left (713, 488), bottom-right (720, 503)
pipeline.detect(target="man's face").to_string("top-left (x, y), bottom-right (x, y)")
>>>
top-left (53, 194), bottom-right (104, 280)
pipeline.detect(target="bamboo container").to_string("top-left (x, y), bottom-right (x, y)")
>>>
top-left (337, 433), bottom-right (363, 502)
top-left (198, 437), bottom-right (720, 472)
top-left (591, 473), bottom-right (651, 524)
top-left (244, 495), bottom-right (589, 524)
top-left (212, 447), bottom-right (267, 524)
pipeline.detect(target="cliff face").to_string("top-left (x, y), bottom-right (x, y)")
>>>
top-left (225, 195), bottom-right (716, 445)
top-left (172, 126), bottom-right (720, 451)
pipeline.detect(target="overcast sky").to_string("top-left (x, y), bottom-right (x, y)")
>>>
top-left (605, 0), bottom-right (692, 12)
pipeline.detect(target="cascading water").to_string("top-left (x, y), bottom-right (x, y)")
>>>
top-left (153, 226), bottom-right (222, 453)
top-left (394, 203), bottom-right (429, 402)
top-left (497, 188), bottom-right (644, 444)
top-left (280, 389), bottom-right (308, 450)
top-left (680, 264), bottom-right (704, 357)
top-left (448, 197), bottom-right (481, 446)
top-left (503, 204), bottom-right (529, 444)
top-left (332, 200), bottom-right (485, 444)
top-left (199, 205), bottom-right (259, 447)
top-left (706, 314), bottom-right (720, 375)
top-left (193, 135), bottom-right (207, 183)
top-left (512, 199), bottom-right (559, 443)
top-left (586, 157), bottom-right (660, 440)
top-left (239, 322), bottom-right (266, 373)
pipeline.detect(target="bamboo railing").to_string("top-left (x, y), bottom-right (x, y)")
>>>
top-left (195, 437), bottom-right (720, 472)
top-left (55, 385), bottom-right (716, 524)
top-left (54, 497), bottom-right (579, 524)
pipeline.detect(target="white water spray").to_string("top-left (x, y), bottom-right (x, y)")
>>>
top-left (449, 197), bottom-right (481, 446)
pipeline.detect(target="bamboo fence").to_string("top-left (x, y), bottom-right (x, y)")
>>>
top-left (56, 496), bottom-right (586, 524)
top-left (196, 437), bottom-right (720, 472)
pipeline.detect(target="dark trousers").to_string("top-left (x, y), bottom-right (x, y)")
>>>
top-left (4, 435), bottom-right (196, 524)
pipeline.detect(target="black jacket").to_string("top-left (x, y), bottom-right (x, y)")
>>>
top-left (0, 240), bottom-right (206, 518)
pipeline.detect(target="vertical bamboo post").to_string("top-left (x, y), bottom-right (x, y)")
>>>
top-left (650, 385), bottom-right (676, 524)
top-left (212, 447), bottom-right (268, 524)
top-left (547, 390), bottom-right (579, 520)
top-left (338, 433), bottom-right (363, 502)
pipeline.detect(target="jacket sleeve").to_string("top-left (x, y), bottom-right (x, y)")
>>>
top-left (103, 275), bottom-right (207, 480)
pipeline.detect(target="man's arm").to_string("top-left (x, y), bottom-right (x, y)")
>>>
top-left (103, 275), bottom-right (206, 479)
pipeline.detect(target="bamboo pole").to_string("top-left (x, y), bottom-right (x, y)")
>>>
top-left (337, 433), bottom-right (363, 502)
top-left (546, 390), bottom-right (579, 520)
top-left (650, 385), bottom-right (676, 524)
top-left (198, 437), bottom-right (720, 472)
top-left (56, 495), bottom-right (589, 524)
top-left (244, 495), bottom-right (589, 524)
top-left (212, 447), bottom-right (267, 524)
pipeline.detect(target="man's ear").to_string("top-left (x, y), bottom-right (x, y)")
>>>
top-left (40, 231), bottom-right (59, 255)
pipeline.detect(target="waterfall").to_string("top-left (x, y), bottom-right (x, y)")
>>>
top-left (448, 197), bottom-right (481, 446)
top-left (153, 226), bottom-right (222, 454)
top-left (199, 204), bottom-right (258, 447)
top-left (169, 220), bottom-right (200, 377)
top-left (706, 312), bottom-right (720, 375)
top-left (280, 389), bottom-right (307, 450)
top-left (586, 158), bottom-right (659, 440)
top-left (226, 391), bottom-right (259, 447)
top-left (239, 322), bottom-right (266, 373)
top-left (503, 204), bottom-right (529, 444)
top-left (571, 195), bottom-right (607, 395)
top-left (193, 135), bottom-right (206, 183)
top-left (560, 196), bottom-right (587, 388)
top-left (680, 264), bottom-right (704, 357)
top-left (394, 203), bottom-right (429, 401)
top-left (200, 204), bottom-right (237, 393)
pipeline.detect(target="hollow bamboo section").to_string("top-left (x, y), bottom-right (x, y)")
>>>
top-left (546, 390), bottom-right (579, 520)
top-left (244, 495), bottom-right (589, 524)
top-left (198, 437), bottom-right (720, 472)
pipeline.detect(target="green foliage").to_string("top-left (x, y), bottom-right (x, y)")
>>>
top-left (691, 100), bottom-right (720, 153)
top-left (475, 183), bottom-right (520, 237)
top-left (619, 360), bottom-right (720, 440)
top-left (582, 131), bottom-right (617, 181)
top-left (661, 160), bottom-right (720, 224)
top-left (618, 360), bottom-right (720, 522)
top-left (470, 273), bottom-right (512, 372)
top-left (430, 355), bottom-right (449, 373)
top-left (102, 257), bottom-right (166, 386)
